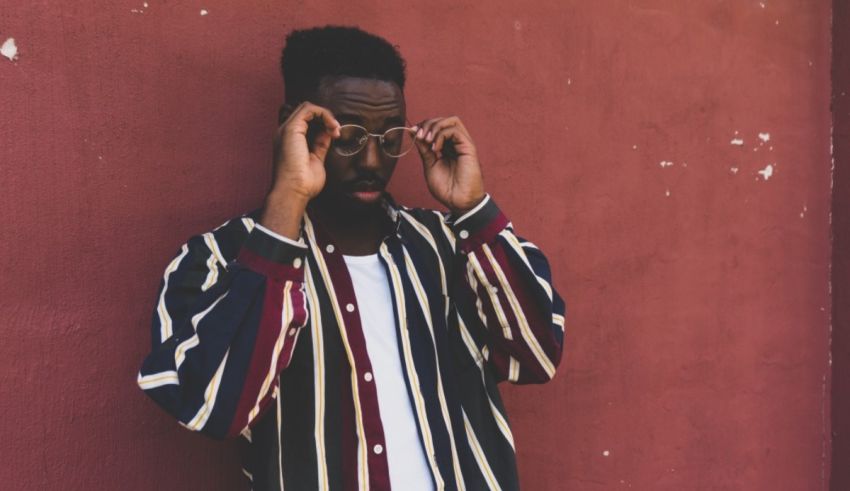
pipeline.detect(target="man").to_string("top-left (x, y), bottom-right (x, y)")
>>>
top-left (138, 25), bottom-right (565, 490)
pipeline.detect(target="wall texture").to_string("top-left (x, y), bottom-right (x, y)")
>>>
top-left (0, 1), bottom-right (833, 489)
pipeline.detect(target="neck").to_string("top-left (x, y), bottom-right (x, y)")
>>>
top-left (310, 195), bottom-right (390, 256)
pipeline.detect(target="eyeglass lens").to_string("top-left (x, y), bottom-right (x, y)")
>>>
top-left (334, 125), bottom-right (415, 157)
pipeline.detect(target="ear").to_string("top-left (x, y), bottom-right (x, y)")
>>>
top-left (278, 103), bottom-right (296, 125)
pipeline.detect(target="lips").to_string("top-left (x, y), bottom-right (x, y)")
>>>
top-left (347, 180), bottom-right (384, 203)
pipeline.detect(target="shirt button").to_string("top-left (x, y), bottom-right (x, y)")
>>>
top-left (288, 328), bottom-right (297, 336)
top-left (325, 244), bottom-right (335, 254)
top-left (346, 303), bottom-right (355, 313)
top-left (364, 372), bottom-right (373, 382)
top-left (373, 444), bottom-right (383, 455)
top-left (292, 258), bottom-right (302, 268)
top-left (459, 230), bottom-right (470, 239)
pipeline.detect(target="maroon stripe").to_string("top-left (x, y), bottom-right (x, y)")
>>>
top-left (490, 243), bottom-right (562, 366)
top-left (237, 248), bottom-right (302, 281)
top-left (226, 279), bottom-right (299, 437)
top-left (309, 218), bottom-right (391, 490)
top-left (456, 211), bottom-right (509, 254)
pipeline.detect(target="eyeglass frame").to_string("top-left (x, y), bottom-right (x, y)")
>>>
top-left (331, 124), bottom-right (417, 158)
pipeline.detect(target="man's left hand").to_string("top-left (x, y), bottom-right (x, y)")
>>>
top-left (413, 116), bottom-right (486, 215)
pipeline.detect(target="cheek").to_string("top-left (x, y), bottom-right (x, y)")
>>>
top-left (323, 155), bottom-right (353, 185)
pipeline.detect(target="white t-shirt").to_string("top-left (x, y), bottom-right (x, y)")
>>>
top-left (343, 253), bottom-right (434, 491)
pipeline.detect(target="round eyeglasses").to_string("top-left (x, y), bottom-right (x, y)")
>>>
top-left (332, 124), bottom-right (417, 158)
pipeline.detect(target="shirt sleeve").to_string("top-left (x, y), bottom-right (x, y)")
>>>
top-left (448, 194), bottom-right (566, 384)
top-left (137, 223), bottom-right (309, 439)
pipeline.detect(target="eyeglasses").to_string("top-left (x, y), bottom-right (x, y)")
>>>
top-left (332, 124), bottom-right (417, 158)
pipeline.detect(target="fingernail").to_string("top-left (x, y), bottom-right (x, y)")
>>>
top-left (417, 129), bottom-right (424, 139)
top-left (426, 131), bottom-right (433, 141)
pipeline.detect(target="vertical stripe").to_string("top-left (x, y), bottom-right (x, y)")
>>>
top-left (462, 410), bottom-right (502, 491)
top-left (304, 216), bottom-right (370, 491)
top-left (305, 263), bottom-right (330, 490)
top-left (186, 349), bottom-right (230, 430)
top-left (157, 244), bottom-right (189, 342)
top-left (276, 382), bottom-right (285, 491)
top-left (380, 244), bottom-right (446, 490)
top-left (466, 254), bottom-right (513, 340)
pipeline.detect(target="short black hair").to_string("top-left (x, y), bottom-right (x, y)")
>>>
top-left (280, 25), bottom-right (407, 104)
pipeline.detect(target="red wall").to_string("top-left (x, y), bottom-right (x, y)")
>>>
top-left (0, 1), bottom-right (833, 489)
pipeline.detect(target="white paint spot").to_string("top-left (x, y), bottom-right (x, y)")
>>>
top-left (730, 138), bottom-right (744, 146)
top-left (731, 167), bottom-right (739, 174)
top-left (143, 1), bottom-right (149, 7)
top-left (1, 38), bottom-right (18, 61)
top-left (775, 19), bottom-right (780, 25)
top-left (809, 60), bottom-right (813, 67)
top-left (567, 78), bottom-right (572, 86)
top-left (758, 132), bottom-right (771, 143)
top-left (200, 9), bottom-right (209, 16)
top-left (130, 8), bottom-right (143, 13)
top-left (769, 146), bottom-right (774, 151)
top-left (665, 189), bottom-right (671, 197)
top-left (632, 144), bottom-right (638, 150)
top-left (759, 1), bottom-right (766, 7)
top-left (603, 450), bottom-right (610, 457)
top-left (800, 205), bottom-right (807, 218)
top-left (659, 160), bottom-right (674, 168)
top-left (681, 162), bottom-right (688, 167)
top-left (758, 163), bottom-right (775, 180)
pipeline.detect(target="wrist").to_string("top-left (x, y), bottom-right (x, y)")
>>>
top-left (260, 190), bottom-right (309, 241)
top-left (449, 192), bottom-right (487, 216)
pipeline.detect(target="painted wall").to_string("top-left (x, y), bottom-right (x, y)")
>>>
top-left (831, 0), bottom-right (849, 489)
top-left (0, 1), bottom-right (833, 489)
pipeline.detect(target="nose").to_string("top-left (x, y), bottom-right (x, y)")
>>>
top-left (358, 134), bottom-right (383, 171)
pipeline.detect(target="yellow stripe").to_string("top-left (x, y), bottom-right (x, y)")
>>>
top-left (157, 244), bottom-right (189, 342)
top-left (187, 349), bottom-right (230, 430)
top-left (203, 232), bottom-right (227, 268)
top-left (481, 244), bottom-right (555, 378)
top-left (462, 410), bottom-right (502, 491)
top-left (201, 252), bottom-right (219, 291)
top-left (500, 231), bottom-right (553, 301)
top-left (380, 244), bottom-right (446, 490)
top-left (466, 253), bottom-right (513, 340)
top-left (401, 247), bottom-right (465, 490)
top-left (305, 216), bottom-right (370, 491)
top-left (306, 263), bottom-right (330, 490)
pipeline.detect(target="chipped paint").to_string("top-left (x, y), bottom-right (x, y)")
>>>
top-left (659, 160), bottom-right (673, 168)
top-left (758, 163), bottom-right (775, 180)
top-left (603, 450), bottom-right (611, 457)
top-left (200, 9), bottom-right (209, 16)
top-left (759, 132), bottom-right (771, 143)
top-left (1, 38), bottom-right (18, 61)
top-left (731, 167), bottom-right (740, 174)
top-left (731, 138), bottom-right (744, 146)
top-left (665, 189), bottom-right (671, 197)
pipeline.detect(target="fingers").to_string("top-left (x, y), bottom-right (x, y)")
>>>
top-left (412, 116), bottom-right (471, 157)
top-left (282, 101), bottom-right (341, 138)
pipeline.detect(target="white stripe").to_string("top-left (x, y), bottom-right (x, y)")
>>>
top-left (201, 252), bottom-right (219, 291)
top-left (137, 370), bottom-right (179, 390)
top-left (276, 382), bottom-right (285, 491)
top-left (380, 245), bottom-right (446, 490)
top-left (157, 244), bottom-right (189, 342)
top-left (401, 247), bottom-right (466, 490)
top-left (306, 263), bottom-right (330, 490)
top-left (305, 215), bottom-right (370, 491)
top-left (175, 292), bottom-right (228, 369)
top-left (242, 217), bottom-right (256, 232)
top-left (500, 231), bottom-right (553, 301)
top-left (453, 194), bottom-right (491, 226)
top-left (399, 210), bottom-right (448, 295)
top-left (508, 357), bottom-right (520, 382)
top-left (186, 349), bottom-right (230, 430)
top-left (255, 222), bottom-right (309, 248)
top-left (432, 210), bottom-right (457, 251)
top-left (553, 313), bottom-right (565, 332)
top-left (481, 244), bottom-right (556, 378)
top-left (203, 232), bottom-right (227, 268)
top-left (467, 253), bottom-right (513, 340)
top-left (462, 410), bottom-right (502, 491)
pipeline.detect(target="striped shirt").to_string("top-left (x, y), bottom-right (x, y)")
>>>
top-left (137, 193), bottom-right (566, 490)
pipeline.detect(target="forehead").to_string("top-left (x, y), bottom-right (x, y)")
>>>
top-left (317, 76), bottom-right (406, 125)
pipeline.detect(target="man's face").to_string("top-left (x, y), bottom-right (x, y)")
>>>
top-left (312, 76), bottom-right (406, 215)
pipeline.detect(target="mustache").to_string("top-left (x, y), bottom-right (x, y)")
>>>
top-left (343, 174), bottom-right (386, 191)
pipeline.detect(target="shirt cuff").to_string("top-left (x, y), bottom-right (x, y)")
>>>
top-left (448, 194), bottom-right (509, 254)
top-left (236, 223), bottom-right (308, 280)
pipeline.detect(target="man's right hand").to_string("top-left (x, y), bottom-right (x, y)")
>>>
top-left (261, 102), bottom-right (340, 241)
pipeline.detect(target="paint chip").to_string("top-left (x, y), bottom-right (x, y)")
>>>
top-left (759, 1), bottom-right (766, 7)
top-left (200, 9), bottom-right (209, 16)
top-left (730, 138), bottom-right (744, 146)
top-left (665, 189), bottom-right (671, 197)
top-left (731, 167), bottom-right (739, 174)
top-left (603, 450), bottom-right (610, 457)
top-left (800, 205), bottom-right (807, 218)
top-left (659, 160), bottom-right (673, 168)
top-left (758, 163), bottom-right (775, 180)
top-left (632, 144), bottom-right (638, 150)
top-left (1, 38), bottom-right (17, 61)
top-left (758, 132), bottom-right (770, 143)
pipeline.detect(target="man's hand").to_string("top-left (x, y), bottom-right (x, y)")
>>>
top-left (262, 102), bottom-right (340, 240)
top-left (413, 116), bottom-right (486, 215)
